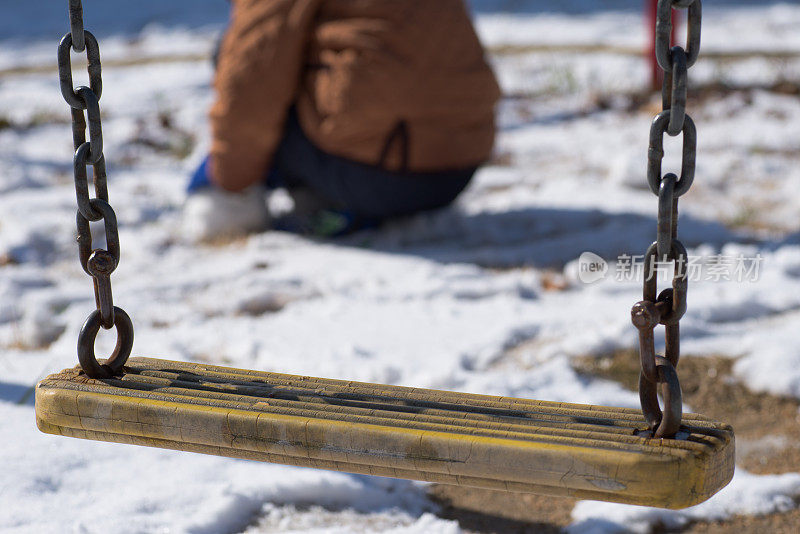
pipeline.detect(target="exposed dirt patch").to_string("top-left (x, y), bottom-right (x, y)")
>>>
top-left (680, 506), bottom-right (800, 534)
top-left (428, 485), bottom-right (574, 533)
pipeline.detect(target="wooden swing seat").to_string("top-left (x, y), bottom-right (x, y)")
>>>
top-left (35, 357), bottom-right (734, 509)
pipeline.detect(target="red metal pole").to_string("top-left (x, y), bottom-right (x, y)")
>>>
top-left (646, 0), bottom-right (679, 91)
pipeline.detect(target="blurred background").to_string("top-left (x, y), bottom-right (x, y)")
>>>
top-left (2, 1), bottom-right (800, 533)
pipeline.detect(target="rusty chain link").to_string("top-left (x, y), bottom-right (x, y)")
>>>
top-left (59, 0), bottom-right (133, 379)
top-left (632, 0), bottom-right (702, 439)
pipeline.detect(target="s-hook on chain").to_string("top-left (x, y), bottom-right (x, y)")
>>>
top-left (59, 0), bottom-right (133, 379)
top-left (631, 0), bottom-right (701, 439)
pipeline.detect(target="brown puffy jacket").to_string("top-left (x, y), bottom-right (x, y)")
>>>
top-left (209, 0), bottom-right (501, 191)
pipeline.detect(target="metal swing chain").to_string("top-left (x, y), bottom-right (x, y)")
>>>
top-left (631, 0), bottom-right (701, 439)
top-left (59, 0), bottom-right (133, 379)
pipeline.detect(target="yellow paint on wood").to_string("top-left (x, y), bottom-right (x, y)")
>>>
top-left (35, 358), bottom-right (734, 509)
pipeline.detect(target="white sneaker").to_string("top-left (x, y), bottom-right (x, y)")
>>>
top-left (181, 186), bottom-right (270, 243)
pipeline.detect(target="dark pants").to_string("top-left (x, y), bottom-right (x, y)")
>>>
top-left (190, 112), bottom-right (476, 221)
top-left (268, 112), bottom-right (476, 220)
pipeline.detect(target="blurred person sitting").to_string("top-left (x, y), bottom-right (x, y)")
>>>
top-left (184, 0), bottom-right (500, 241)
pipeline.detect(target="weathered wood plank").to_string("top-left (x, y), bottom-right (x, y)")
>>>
top-left (35, 358), bottom-right (734, 509)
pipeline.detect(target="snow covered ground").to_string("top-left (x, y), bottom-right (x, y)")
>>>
top-left (2, 1), bottom-right (800, 532)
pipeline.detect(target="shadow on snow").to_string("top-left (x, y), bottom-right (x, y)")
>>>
top-left (341, 205), bottom-right (744, 270)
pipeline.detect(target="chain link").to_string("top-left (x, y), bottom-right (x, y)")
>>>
top-left (647, 111), bottom-right (696, 196)
top-left (663, 47), bottom-right (688, 136)
top-left (59, 0), bottom-right (133, 379)
top-left (67, 0), bottom-right (85, 52)
top-left (633, 0), bottom-right (702, 439)
top-left (655, 0), bottom-right (702, 71)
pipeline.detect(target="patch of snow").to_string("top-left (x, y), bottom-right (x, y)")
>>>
top-left (569, 469), bottom-right (800, 534)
